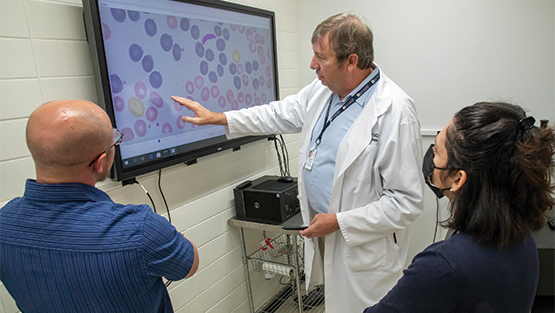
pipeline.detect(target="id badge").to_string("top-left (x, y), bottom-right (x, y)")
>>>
top-left (305, 148), bottom-right (317, 171)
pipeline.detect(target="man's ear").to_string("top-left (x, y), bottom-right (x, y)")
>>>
top-left (93, 153), bottom-right (108, 175)
top-left (451, 170), bottom-right (467, 192)
top-left (346, 53), bottom-right (359, 71)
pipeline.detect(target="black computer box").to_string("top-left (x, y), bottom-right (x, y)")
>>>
top-left (233, 175), bottom-right (300, 224)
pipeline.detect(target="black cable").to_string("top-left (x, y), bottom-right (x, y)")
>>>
top-left (433, 197), bottom-right (439, 243)
top-left (158, 169), bottom-right (171, 224)
top-left (140, 183), bottom-right (156, 213)
top-left (272, 135), bottom-right (291, 177)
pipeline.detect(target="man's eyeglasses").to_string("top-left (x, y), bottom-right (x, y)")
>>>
top-left (88, 128), bottom-right (124, 167)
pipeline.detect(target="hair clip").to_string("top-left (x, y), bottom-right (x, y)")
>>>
top-left (518, 116), bottom-right (535, 131)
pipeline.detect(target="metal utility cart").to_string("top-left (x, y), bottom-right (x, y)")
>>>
top-left (228, 213), bottom-right (325, 313)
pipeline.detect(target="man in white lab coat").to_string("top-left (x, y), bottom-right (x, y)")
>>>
top-left (172, 12), bottom-right (424, 313)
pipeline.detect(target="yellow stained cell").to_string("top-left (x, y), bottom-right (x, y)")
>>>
top-left (128, 96), bottom-right (145, 118)
top-left (232, 49), bottom-right (241, 63)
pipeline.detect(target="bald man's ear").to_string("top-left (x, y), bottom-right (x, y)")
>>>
top-left (93, 152), bottom-right (109, 175)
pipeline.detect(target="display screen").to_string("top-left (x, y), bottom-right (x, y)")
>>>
top-left (83, 0), bottom-right (279, 182)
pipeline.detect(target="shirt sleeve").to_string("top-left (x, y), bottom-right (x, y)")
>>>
top-left (363, 248), bottom-right (461, 313)
top-left (142, 210), bottom-right (195, 281)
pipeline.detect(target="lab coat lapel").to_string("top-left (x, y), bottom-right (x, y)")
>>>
top-left (329, 79), bottom-right (392, 214)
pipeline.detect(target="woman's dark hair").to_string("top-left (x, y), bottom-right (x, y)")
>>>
top-left (443, 102), bottom-right (554, 248)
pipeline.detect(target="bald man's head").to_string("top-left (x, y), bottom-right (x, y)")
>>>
top-left (26, 100), bottom-right (113, 180)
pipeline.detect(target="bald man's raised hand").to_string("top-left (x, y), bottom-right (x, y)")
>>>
top-left (171, 96), bottom-right (228, 126)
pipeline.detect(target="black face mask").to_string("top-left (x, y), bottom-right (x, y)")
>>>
top-left (422, 144), bottom-right (451, 198)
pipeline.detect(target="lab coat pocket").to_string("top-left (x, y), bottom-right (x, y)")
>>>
top-left (345, 236), bottom-right (386, 272)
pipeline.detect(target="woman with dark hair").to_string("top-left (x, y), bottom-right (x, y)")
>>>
top-left (364, 102), bottom-right (554, 313)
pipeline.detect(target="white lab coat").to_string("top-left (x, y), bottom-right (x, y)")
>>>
top-left (225, 70), bottom-right (424, 313)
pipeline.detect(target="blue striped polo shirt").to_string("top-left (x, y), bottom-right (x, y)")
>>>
top-left (0, 179), bottom-right (195, 313)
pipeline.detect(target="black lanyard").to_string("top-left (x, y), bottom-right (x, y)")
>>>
top-left (315, 69), bottom-right (380, 145)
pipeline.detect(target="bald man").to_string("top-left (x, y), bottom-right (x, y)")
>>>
top-left (0, 100), bottom-right (199, 313)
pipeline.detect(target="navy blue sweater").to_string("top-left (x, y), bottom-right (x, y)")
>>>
top-left (364, 232), bottom-right (539, 313)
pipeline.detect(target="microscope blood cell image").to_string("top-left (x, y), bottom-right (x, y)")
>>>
top-left (99, 6), bottom-right (276, 150)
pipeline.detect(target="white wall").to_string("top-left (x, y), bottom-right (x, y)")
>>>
top-left (0, 0), bottom-right (301, 312)
top-left (296, 0), bottom-right (555, 263)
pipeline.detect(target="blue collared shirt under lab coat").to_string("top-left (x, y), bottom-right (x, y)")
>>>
top-left (303, 67), bottom-right (380, 214)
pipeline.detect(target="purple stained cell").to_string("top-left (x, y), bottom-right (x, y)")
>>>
top-left (172, 43), bottom-right (182, 61)
top-left (121, 127), bottom-right (134, 142)
top-left (266, 66), bottom-right (272, 77)
top-left (259, 75), bottom-right (265, 86)
top-left (257, 45), bottom-right (263, 56)
top-left (142, 55), bottom-right (154, 73)
top-left (252, 78), bottom-right (259, 91)
top-left (195, 42), bottom-right (205, 58)
top-left (226, 89), bottom-right (234, 103)
top-left (214, 25), bottom-right (222, 37)
top-left (218, 96), bottom-right (226, 108)
top-left (254, 97), bottom-right (261, 106)
top-left (202, 34), bottom-right (216, 45)
top-left (238, 25), bottom-right (245, 34)
top-left (134, 81), bottom-right (147, 99)
top-left (129, 44), bottom-right (143, 62)
top-left (111, 8), bottom-right (126, 23)
top-left (174, 101), bottom-right (183, 111)
top-left (110, 74), bottom-right (123, 94)
top-left (230, 24), bottom-right (237, 31)
top-left (246, 29), bottom-right (253, 41)
top-left (149, 71), bottom-right (163, 89)
top-left (146, 106), bottom-right (158, 122)
top-left (185, 81), bottom-right (194, 94)
top-left (208, 71), bottom-right (217, 83)
top-left (160, 34), bottom-right (173, 52)
top-left (205, 49), bottom-right (214, 62)
top-left (114, 96), bottom-right (125, 111)
top-left (211, 85), bottom-right (219, 98)
top-left (260, 53), bottom-right (266, 64)
top-left (162, 122), bottom-right (172, 134)
top-left (144, 18), bottom-right (157, 37)
top-left (128, 10), bottom-right (140, 22)
top-left (236, 64), bottom-right (244, 75)
top-left (252, 27), bottom-right (257, 33)
top-left (194, 76), bottom-right (204, 89)
top-left (176, 116), bottom-right (186, 129)
top-left (237, 92), bottom-right (244, 103)
top-left (229, 63), bottom-right (236, 75)
top-left (260, 35), bottom-right (265, 45)
top-left (267, 48), bottom-right (271, 59)
top-left (267, 78), bottom-right (272, 89)
top-left (249, 41), bottom-right (257, 53)
top-left (199, 61), bottom-right (209, 75)
top-left (255, 33), bottom-right (260, 44)
top-left (102, 23), bottom-right (111, 40)
top-left (245, 93), bottom-right (252, 106)
top-left (216, 38), bottom-right (226, 51)
top-left (233, 76), bottom-right (241, 90)
top-left (242, 74), bottom-right (249, 86)
top-left (201, 87), bottom-right (210, 101)
top-left (245, 61), bottom-right (252, 74)
top-left (218, 53), bottom-right (227, 66)
top-left (150, 91), bottom-right (164, 108)
top-left (180, 18), bottom-right (190, 31)
top-left (191, 25), bottom-right (200, 40)
top-left (167, 16), bottom-right (177, 29)
top-left (261, 93), bottom-right (267, 103)
top-left (223, 28), bottom-right (230, 40)
top-left (231, 99), bottom-right (239, 110)
top-left (253, 60), bottom-right (259, 71)
top-left (217, 64), bottom-right (224, 77)
top-left (135, 119), bottom-right (147, 137)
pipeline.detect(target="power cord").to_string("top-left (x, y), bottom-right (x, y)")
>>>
top-left (139, 183), bottom-right (156, 213)
top-left (158, 169), bottom-right (171, 224)
top-left (270, 134), bottom-right (291, 178)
